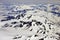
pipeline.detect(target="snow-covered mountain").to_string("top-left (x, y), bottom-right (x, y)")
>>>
top-left (0, 4), bottom-right (60, 40)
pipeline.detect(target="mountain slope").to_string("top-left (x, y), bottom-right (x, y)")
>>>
top-left (0, 4), bottom-right (60, 40)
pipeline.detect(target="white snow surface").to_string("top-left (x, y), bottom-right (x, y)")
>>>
top-left (0, 4), bottom-right (60, 40)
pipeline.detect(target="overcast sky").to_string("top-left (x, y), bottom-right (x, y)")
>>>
top-left (0, 0), bottom-right (60, 5)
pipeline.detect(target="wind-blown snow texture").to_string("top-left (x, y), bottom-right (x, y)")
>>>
top-left (0, 4), bottom-right (60, 40)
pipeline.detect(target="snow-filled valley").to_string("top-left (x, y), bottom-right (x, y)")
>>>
top-left (0, 4), bottom-right (60, 40)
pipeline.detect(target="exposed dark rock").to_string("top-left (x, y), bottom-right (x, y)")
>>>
top-left (1, 19), bottom-right (8, 22)
top-left (27, 15), bottom-right (32, 19)
top-left (51, 11), bottom-right (60, 17)
top-left (30, 29), bottom-right (33, 31)
top-left (13, 35), bottom-right (22, 39)
top-left (16, 10), bottom-right (21, 13)
top-left (1, 16), bottom-right (15, 22)
top-left (20, 21), bottom-right (24, 23)
top-left (56, 33), bottom-right (60, 36)
top-left (39, 38), bottom-right (44, 40)
top-left (19, 24), bottom-right (23, 27)
top-left (4, 23), bottom-right (9, 27)
top-left (42, 25), bottom-right (46, 30)
top-left (45, 20), bottom-right (47, 24)
top-left (23, 22), bottom-right (28, 25)
top-left (52, 7), bottom-right (59, 11)
top-left (32, 20), bottom-right (37, 22)
top-left (13, 37), bottom-right (17, 39)
top-left (21, 14), bottom-right (26, 17)
top-left (6, 16), bottom-right (15, 20)
top-left (34, 34), bottom-right (38, 37)
top-left (14, 24), bottom-right (23, 28)
top-left (36, 22), bottom-right (42, 25)
top-left (16, 15), bottom-right (20, 19)
top-left (11, 21), bottom-right (17, 24)
top-left (21, 10), bottom-right (26, 13)
top-left (27, 22), bottom-right (32, 26)
top-left (37, 30), bottom-right (39, 33)
top-left (43, 31), bottom-right (45, 34)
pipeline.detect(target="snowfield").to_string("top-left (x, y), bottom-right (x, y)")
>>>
top-left (0, 4), bottom-right (60, 40)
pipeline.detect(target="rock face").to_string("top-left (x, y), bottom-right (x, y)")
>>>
top-left (0, 4), bottom-right (60, 40)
